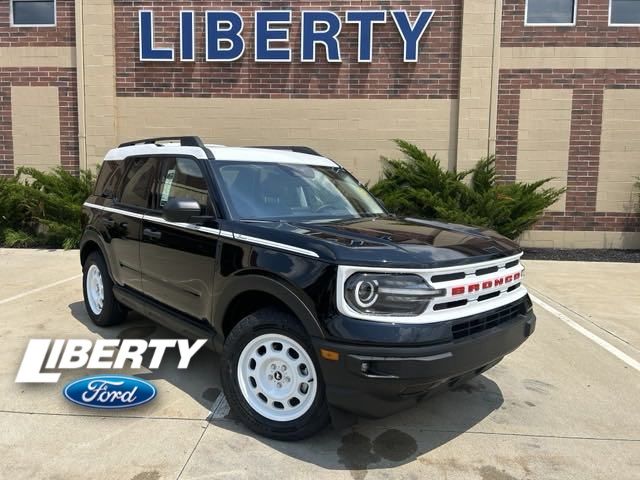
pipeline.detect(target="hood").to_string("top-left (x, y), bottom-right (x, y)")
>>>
top-left (233, 216), bottom-right (521, 268)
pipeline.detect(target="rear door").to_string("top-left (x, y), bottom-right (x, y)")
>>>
top-left (108, 157), bottom-right (156, 292)
top-left (140, 156), bottom-right (219, 321)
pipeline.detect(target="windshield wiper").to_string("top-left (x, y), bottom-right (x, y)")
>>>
top-left (239, 218), bottom-right (280, 223)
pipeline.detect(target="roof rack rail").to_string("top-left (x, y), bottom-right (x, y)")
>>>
top-left (118, 136), bottom-right (215, 159)
top-left (249, 145), bottom-right (323, 157)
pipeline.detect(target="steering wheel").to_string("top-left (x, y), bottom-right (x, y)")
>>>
top-left (314, 204), bottom-right (338, 213)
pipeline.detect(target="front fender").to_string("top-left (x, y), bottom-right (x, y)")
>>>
top-left (212, 273), bottom-right (326, 342)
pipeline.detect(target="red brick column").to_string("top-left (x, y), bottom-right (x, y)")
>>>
top-left (567, 85), bottom-right (604, 213)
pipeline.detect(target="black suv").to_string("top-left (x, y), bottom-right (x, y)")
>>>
top-left (80, 136), bottom-right (535, 440)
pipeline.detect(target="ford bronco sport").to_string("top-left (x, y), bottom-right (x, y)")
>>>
top-left (80, 136), bottom-right (536, 440)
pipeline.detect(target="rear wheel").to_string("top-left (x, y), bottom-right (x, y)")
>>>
top-left (221, 308), bottom-right (330, 440)
top-left (82, 251), bottom-right (126, 326)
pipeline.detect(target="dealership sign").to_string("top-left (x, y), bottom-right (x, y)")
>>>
top-left (64, 375), bottom-right (157, 409)
top-left (139, 9), bottom-right (435, 63)
top-left (15, 339), bottom-right (207, 383)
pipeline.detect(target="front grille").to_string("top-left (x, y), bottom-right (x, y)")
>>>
top-left (431, 272), bottom-right (465, 283)
top-left (451, 300), bottom-right (526, 340)
top-left (429, 256), bottom-right (524, 312)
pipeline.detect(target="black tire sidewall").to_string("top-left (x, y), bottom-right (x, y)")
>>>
top-left (221, 309), bottom-right (330, 440)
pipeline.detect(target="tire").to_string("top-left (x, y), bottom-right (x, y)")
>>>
top-left (82, 251), bottom-right (126, 327)
top-left (221, 308), bottom-right (330, 440)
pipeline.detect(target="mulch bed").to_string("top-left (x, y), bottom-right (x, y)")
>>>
top-left (522, 248), bottom-right (640, 263)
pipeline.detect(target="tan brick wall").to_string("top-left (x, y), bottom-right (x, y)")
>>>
top-left (80, 0), bottom-right (117, 170)
top-left (597, 90), bottom-right (640, 213)
top-left (0, 47), bottom-right (75, 67)
top-left (501, 47), bottom-right (640, 69)
top-left (11, 86), bottom-right (60, 170)
top-left (520, 230), bottom-right (640, 249)
top-left (116, 98), bottom-right (457, 184)
top-left (516, 89), bottom-right (572, 212)
top-left (456, 0), bottom-right (501, 171)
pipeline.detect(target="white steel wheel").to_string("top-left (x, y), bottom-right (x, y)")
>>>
top-left (237, 333), bottom-right (318, 422)
top-left (86, 264), bottom-right (104, 315)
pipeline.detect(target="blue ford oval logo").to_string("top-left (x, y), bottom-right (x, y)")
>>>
top-left (63, 375), bottom-right (156, 409)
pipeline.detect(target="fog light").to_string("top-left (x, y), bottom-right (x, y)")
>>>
top-left (361, 362), bottom-right (369, 373)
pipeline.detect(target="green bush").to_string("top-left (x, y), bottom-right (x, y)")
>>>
top-left (0, 167), bottom-right (95, 249)
top-left (370, 140), bottom-right (566, 240)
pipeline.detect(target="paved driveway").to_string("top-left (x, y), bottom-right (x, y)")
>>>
top-left (0, 249), bottom-right (638, 479)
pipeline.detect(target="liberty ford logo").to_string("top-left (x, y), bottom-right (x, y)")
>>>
top-left (63, 375), bottom-right (156, 409)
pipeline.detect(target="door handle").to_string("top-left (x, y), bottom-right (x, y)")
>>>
top-left (143, 228), bottom-right (162, 240)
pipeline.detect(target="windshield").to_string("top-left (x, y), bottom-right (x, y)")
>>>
top-left (212, 161), bottom-right (385, 221)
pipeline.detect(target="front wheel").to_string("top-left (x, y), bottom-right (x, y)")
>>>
top-left (221, 308), bottom-right (330, 440)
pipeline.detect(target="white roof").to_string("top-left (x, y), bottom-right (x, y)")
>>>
top-left (207, 146), bottom-right (337, 167)
top-left (104, 143), bottom-right (338, 167)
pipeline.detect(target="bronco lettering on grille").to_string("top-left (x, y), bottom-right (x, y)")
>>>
top-left (451, 272), bottom-right (521, 296)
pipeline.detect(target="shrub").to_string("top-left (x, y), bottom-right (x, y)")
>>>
top-left (0, 166), bottom-right (95, 249)
top-left (370, 140), bottom-right (566, 240)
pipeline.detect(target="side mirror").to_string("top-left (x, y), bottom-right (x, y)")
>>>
top-left (162, 197), bottom-right (202, 223)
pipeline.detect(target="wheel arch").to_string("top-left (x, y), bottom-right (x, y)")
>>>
top-left (213, 274), bottom-right (325, 347)
top-left (79, 230), bottom-right (115, 281)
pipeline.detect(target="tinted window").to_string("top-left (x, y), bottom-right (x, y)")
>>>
top-left (12, 0), bottom-right (55, 25)
top-left (119, 158), bottom-right (155, 209)
top-left (611, 0), bottom-right (640, 24)
top-left (526, 0), bottom-right (575, 24)
top-left (93, 161), bottom-right (124, 199)
top-left (156, 157), bottom-right (209, 214)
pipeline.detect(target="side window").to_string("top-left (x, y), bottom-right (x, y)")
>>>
top-left (525, 0), bottom-right (577, 25)
top-left (11, 0), bottom-right (56, 26)
top-left (119, 157), bottom-right (156, 209)
top-left (93, 161), bottom-right (124, 199)
top-left (156, 157), bottom-right (210, 214)
top-left (610, 0), bottom-right (640, 25)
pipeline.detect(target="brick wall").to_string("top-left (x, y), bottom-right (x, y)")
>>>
top-left (502, 0), bottom-right (640, 47)
top-left (496, 68), bottom-right (640, 233)
top-left (0, 68), bottom-right (79, 175)
top-left (0, 0), bottom-right (75, 47)
top-left (114, 1), bottom-right (462, 99)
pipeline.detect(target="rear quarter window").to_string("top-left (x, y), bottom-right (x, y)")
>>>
top-left (93, 161), bottom-right (124, 198)
top-left (119, 157), bottom-right (156, 209)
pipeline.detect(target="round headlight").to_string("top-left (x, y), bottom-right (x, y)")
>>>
top-left (344, 273), bottom-right (445, 316)
top-left (353, 279), bottom-right (379, 308)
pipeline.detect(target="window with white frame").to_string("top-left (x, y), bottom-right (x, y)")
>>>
top-left (525, 0), bottom-right (577, 25)
top-left (610, 0), bottom-right (640, 25)
top-left (11, 0), bottom-right (56, 26)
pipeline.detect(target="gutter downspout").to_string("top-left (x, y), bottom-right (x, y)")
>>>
top-left (74, 0), bottom-right (88, 170)
top-left (487, 0), bottom-right (502, 156)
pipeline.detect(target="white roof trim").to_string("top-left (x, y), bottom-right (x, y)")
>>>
top-left (104, 144), bottom-right (210, 161)
top-left (207, 146), bottom-right (338, 167)
top-left (104, 144), bottom-right (338, 167)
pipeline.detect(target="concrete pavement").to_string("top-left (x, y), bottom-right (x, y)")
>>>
top-left (0, 249), bottom-right (638, 479)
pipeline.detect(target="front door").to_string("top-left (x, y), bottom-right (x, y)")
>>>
top-left (140, 156), bottom-right (219, 322)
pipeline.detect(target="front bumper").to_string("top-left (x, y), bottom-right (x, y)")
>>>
top-left (313, 297), bottom-right (536, 418)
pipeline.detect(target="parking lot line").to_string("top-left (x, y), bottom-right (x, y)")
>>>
top-left (0, 274), bottom-right (82, 305)
top-left (530, 293), bottom-right (640, 373)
